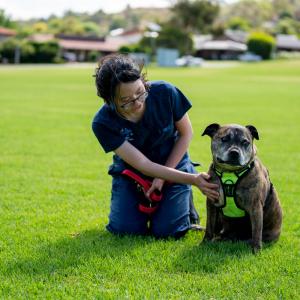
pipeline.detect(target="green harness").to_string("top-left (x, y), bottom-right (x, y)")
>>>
top-left (213, 162), bottom-right (254, 218)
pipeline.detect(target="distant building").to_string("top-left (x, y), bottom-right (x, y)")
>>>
top-left (29, 33), bottom-right (125, 61)
top-left (224, 29), bottom-right (249, 44)
top-left (108, 28), bottom-right (143, 45)
top-left (57, 35), bottom-right (124, 61)
top-left (156, 48), bottom-right (179, 67)
top-left (0, 27), bottom-right (16, 41)
top-left (194, 34), bottom-right (246, 60)
top-left (276, 34), bottom-right (300, 52)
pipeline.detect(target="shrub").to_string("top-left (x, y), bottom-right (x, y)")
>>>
top-left (0, 38), bottom-right (35, 63)
top-left (247, 32), bottom-right (275, 60)
top-left (87, 50), bottom-right (100, 62)
top-left (0, 38), bottom-right (59, 63)
top-left (118, 45), bottom-right (132, 54)
top-left (27, 40), bottom-right (59, 63)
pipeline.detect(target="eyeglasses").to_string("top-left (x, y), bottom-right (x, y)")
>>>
top-left (119, 91), bottom-right (148, 110)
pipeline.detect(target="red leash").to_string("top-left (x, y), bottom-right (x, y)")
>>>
top-left (121, 169), bottom-right (162, 214)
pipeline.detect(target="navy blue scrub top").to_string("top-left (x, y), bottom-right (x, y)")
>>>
top-left (92, 80), bottom-right (192, 172)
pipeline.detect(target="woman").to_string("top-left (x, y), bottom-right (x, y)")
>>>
top-left (92, 54), bottom-right (219, 238)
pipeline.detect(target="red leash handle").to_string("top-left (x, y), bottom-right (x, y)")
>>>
top-left (121, 169), bottom-right (162, 202)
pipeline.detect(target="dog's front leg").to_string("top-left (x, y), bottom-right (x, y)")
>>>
top-left (203, 200), bottom-right (218, 241)
top-left (249, 203), bottom-right (263, 254)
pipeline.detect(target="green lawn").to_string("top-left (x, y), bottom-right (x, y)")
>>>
top-left (0, 60), bottom-right (299, 299)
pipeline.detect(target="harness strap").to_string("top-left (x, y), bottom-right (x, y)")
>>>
top-left (213, 161), bottom-right (255, 218)
top-left (121, 169), bottom-right (163, 214)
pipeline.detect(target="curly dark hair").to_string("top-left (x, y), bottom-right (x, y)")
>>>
top-left (94, 54), bottom-right (148, 106)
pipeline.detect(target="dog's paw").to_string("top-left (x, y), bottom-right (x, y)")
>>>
top-left (202, 234), bottom-right (213, 242)
top-left (249, 240), bottom-right (262, 254)
top-left (203, 234), bottom-right (222, 243)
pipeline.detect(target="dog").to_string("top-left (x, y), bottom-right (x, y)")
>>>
top-left (201, 123), bottom-right (282, 253)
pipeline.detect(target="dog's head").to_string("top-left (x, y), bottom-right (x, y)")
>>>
top-left (202, 123), bottom-right (259, 171)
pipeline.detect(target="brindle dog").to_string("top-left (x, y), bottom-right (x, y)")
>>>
top-left (202, 123), bottom-right (282, 253)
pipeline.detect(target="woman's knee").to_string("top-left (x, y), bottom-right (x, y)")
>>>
top-left (106, 220), bottom-right (148, 236)
top-left (151, 216), bottom-right (190, 239)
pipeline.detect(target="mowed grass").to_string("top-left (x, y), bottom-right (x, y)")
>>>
top-left (0, 60), bottom-right (299, 299)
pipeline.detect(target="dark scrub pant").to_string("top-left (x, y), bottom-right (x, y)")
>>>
top-left (106, 162), bottom-right (199, 238)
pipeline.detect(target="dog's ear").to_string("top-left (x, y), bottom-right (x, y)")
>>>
top-left (201, 123), bottom-right (220, 138)
top-left (246, 125), bottom-right (259, 140)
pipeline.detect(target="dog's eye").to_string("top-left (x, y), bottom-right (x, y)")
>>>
top-left (242, 139), bottom-right (250, 146)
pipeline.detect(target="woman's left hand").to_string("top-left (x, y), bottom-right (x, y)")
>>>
top-left (146, 178), bottom-right (165, 199)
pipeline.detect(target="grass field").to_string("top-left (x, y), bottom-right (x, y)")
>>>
top-left (0, 60), bottom-right (299, 299)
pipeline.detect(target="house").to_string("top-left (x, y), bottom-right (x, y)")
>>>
top-left (57, 34), bottom-right (124, 61)
top-left (0, 27), bottom-right (16, 41)
top-left (29, 33), bottom-right (125, 61)
top-left (276, 34), bottom-right (300, 52)
top-left (109, 28), bottom-right (143, 45)
top-left (224, 29), bottom-right (249, 44)
top-left (194, 34), bottom-right (247, 60)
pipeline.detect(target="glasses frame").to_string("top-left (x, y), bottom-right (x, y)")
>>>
top-left (119, 91), bottom-right (148, 110)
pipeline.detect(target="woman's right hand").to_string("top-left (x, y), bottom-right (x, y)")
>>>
top-left (194, 172), bottom-right (219, 201)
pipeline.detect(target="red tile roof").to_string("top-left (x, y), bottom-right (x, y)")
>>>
top-left (0, 27), bottom-right (16, 36)
top-left (58, 39), bottom-right (124, 52)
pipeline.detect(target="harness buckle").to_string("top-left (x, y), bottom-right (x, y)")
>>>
top-left (223, 180), bottom-right (235, 197)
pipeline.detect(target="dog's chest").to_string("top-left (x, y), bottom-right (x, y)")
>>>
top-left (212, 164), bottom-right (259, 217)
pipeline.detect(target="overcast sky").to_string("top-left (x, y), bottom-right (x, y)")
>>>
top-left (0, 0), bottom-right (171, 20)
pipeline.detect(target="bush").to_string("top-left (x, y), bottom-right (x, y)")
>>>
top-left (156, 25), bottom-right (194, 56)
top-left (0, 38), bottom-right (59, 63)
top-left (118, 45), bottom-right (132, 54)
top-left (0, 38), bottom-right (35, 63)
top-left (87, 50), bottom-right (100, 62)
top-left (247, 32), bottom-right (275, 60)
top-left (26, 40), bottom-right (59, 63)
top-left (118, 44), bottom-right (146, 55)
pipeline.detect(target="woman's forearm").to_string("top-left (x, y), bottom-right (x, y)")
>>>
top-left (115, 140), bottom-right (196, 185)
top-left (139, 159), bottom-right (197, 185)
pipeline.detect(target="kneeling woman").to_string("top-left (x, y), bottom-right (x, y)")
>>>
top-left (92, 54), bottom-right (218, 238)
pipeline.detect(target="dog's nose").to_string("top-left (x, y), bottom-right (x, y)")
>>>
top-left (229, 149), bottom-right (240, 161)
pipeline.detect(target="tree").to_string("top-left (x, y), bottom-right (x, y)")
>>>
top-left (156, 23), bottom-right (194, 55)
top-left (171, 0), bottom-right (220, 33)
top-left (275, 18), bottom-right (299, 35)
top-left (33, 22), bottom-right (49, 33)
top-left (0, 9), bottom-right (15, 28)
top-left (58, 17), bottom-right (85, 35)
top-left (221, 0), bottom-right (273, 28)
top-left (0, 38), bottom-right (35, 63)
top-left (227, 17), bottom-right (250, 31)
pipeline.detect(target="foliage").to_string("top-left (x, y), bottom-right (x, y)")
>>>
top-left (2, 1), bottom-right (300, 40)
top-left (247, 32), bottom-right (276, 60)
top-left (227, 17), bottom-right (250, 31)
top-left (87, 50), bottom-right (100, 62)
top-left (28, 40), bottom-right (59, 63)
top-left (53, 17), bottom-right (85, 35)
top-left (149, 0), bottom-right (219, 56)
top-left (275, 18), bottom-right (299, 35)
top-left (0, 38), bottom-right (59, 63)
top-left (171, 0), bottom-right (220, 33)
top-left (210, 23), bottom-right (225, 38)
top-left (156, 23), bottom-right (194, 55)
top-left (109, 17), bottom-right (126, 31)
top-left (33, 22), bottom-right (49, 33)
top-left (118, 44), bottom-right (145, 54)
top-left (220, 0), bottom-right (273, 28)
top-left (119, 40), bottom-right (152, 57)
top-left (0, 38), bottom-right (34, 63)
top-left (0, 9), bottom-right (15, 28)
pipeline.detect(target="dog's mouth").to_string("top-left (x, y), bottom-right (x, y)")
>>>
top-left (216, 157), bottom-right (242, 166)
